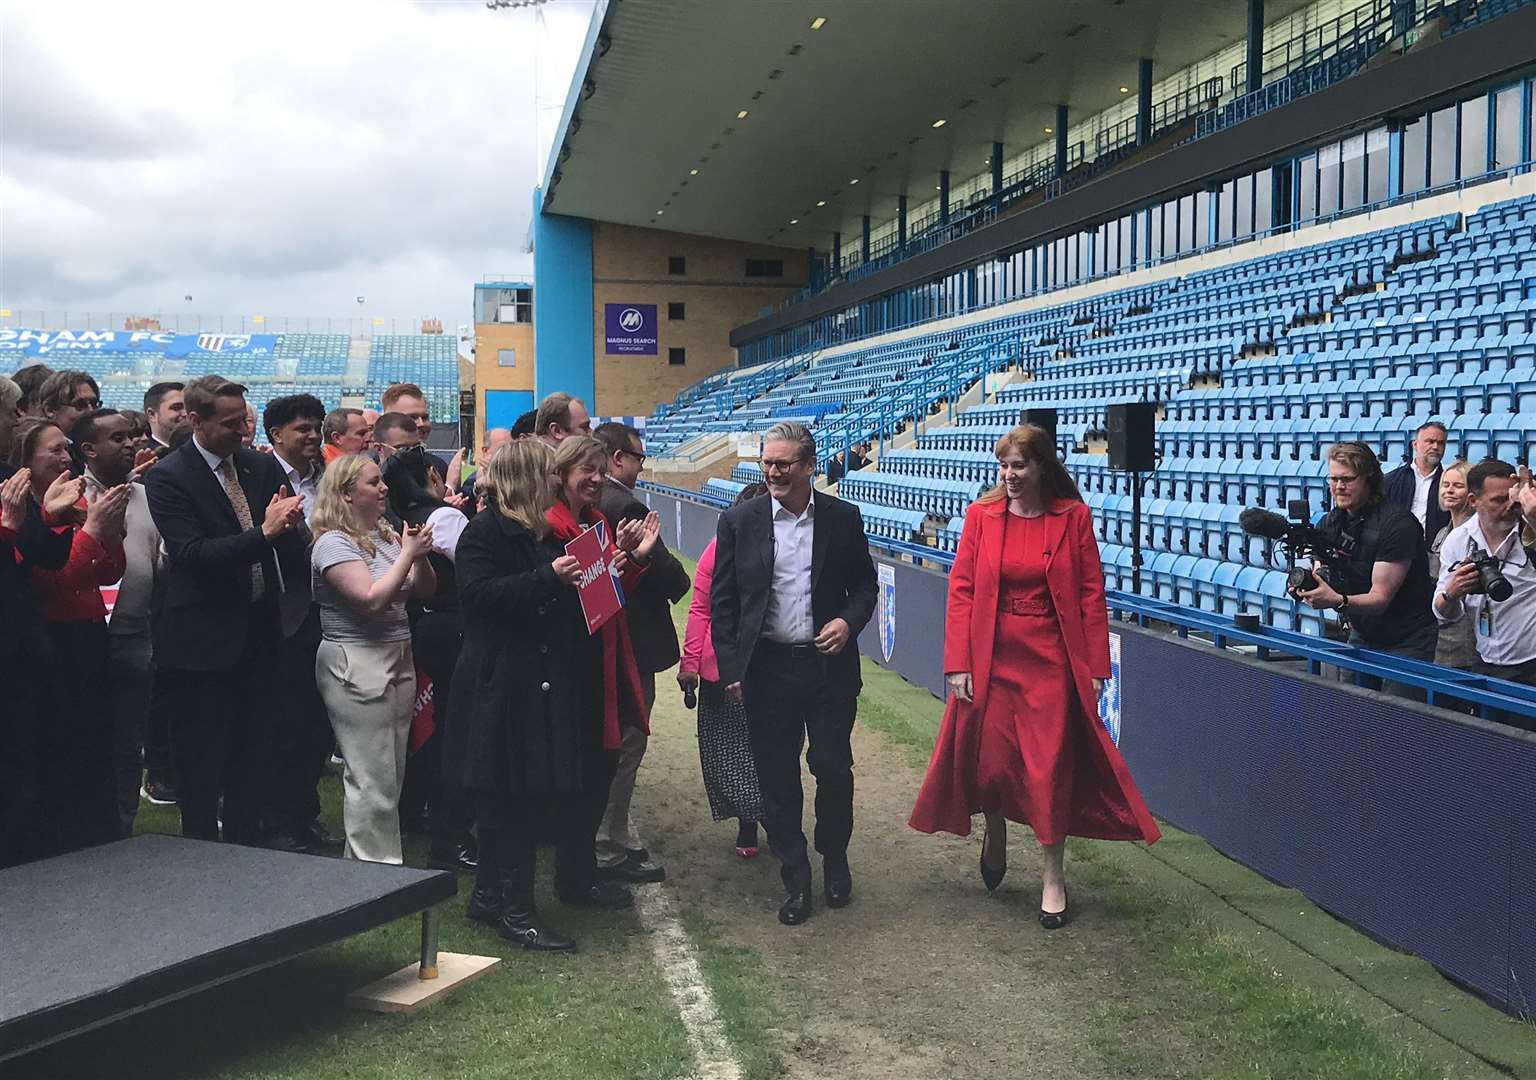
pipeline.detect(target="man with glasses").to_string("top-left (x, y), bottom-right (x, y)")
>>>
top-left (712, 421), bottom-right (877, 926)
top-left (1294, 441), bottom-right (1436, 696)
top-left (36, 370), bottom-right (101, 440)
top-left (591, 422), bottom-right (690, 885)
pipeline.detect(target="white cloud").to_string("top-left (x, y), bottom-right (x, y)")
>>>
top-left (0, 0), bottom-right (596, 331)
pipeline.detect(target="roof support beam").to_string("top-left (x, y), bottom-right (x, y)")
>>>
top-left (1246, 0), bottom-right (1264, 94)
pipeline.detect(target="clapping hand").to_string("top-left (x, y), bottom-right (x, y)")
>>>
top-left (0, 468), bottom-right (31, 530)
top-left (442, 490), bottom-right (470, 512)
top-left (84, 484), bottom-right (132, 541)
top-left (1513, 466), bottom-right (1536, 520)
top-left (400, 521), bottom-right (436, 561)
top-left (615, 516), bottom-right (644, 552)
top-left (131, 447), bottom-right (159, 480)
top-left (43, 471), bottom-right (86, 522)
top-left (261, 486), bottom-right (306, 540)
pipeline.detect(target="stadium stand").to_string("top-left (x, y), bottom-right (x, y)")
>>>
top-left (650, 186), bottom-right (1536, 639)
top-left (0, 332), bottom-right (460, 446)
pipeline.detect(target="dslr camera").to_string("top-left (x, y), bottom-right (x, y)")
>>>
top-left (1451, 540), bottom-right (1513, 602)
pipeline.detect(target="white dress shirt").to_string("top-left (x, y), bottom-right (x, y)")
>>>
top-left (273, 451), bottom-right (322, 523)
top-left (1410, 462), bottom-right (1436, 527)
top-left (1433, 517), bottom-right (1536, 666)
top-left (763, 495), bottom-right (815, 643)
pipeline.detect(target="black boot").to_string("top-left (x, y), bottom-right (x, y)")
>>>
top-left (496, 862), bottom-right (578, 952)
top-left (465, 865), bottom-right (511, 926)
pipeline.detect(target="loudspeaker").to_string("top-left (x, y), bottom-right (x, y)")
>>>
top-left (1106, 402), bottom-right (1157, 471)
top-left (1021, 408), bottom-right (1057, 438)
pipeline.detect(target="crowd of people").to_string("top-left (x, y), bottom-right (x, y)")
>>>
top-left (6, 356), bottom-right (1533, 945)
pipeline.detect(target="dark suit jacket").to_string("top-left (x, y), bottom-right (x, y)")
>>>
top-left (711, 490), bottom-right (878, 699)
top-left (598, 477), bottom-right (691, 674)
top-left (0, 462), bottom-right (74, 661)
top-left (145, 440), bottom-right (306, 671)
top-left (1384, 462), bottom-right (1448, 544)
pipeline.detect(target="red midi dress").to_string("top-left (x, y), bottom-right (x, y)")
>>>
top-left (910, 503), bottom-right (1160, 846)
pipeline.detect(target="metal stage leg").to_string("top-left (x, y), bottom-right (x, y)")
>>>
top-left (418, 905), bottom-right (441, 980)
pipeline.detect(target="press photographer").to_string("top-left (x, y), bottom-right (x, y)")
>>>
top-left (1292, 442), bottom-right (1437, 695)
top-left (1433, 460), bottom-right (1536, 697)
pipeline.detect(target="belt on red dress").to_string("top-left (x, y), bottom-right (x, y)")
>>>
top-left (999, 596), bottom-right (1054, 616)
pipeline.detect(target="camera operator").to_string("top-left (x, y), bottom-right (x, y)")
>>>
top-left (1433, 461), bottom-right (1536, 707)
top-left (1294, 442), bottom-right (1436, 697)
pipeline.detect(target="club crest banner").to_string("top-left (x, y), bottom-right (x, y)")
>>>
top-left (878, 562), bottom-right (897, 662)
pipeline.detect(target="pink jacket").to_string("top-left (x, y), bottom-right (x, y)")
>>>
top-left (679, 538), bottom-right (720, 683)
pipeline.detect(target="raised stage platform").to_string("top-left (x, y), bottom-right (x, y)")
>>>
top-left (0, 834), bottom-right (457, 1062)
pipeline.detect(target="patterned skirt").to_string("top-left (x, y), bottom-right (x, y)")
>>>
top-left (697, 679), bottom-right (764, 822)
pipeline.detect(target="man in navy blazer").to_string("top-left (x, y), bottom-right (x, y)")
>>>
top-left (1383, 421), bottom-right (1450, 548)
top-left (145, 375), bottom-right (306, 844)
top-left (711, 421), bottom-right (877, 926)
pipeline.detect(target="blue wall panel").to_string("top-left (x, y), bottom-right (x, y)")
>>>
top-left (531, 190), bottom-right (595, 408)
top-left (484, 389), bottom-right (535, 432)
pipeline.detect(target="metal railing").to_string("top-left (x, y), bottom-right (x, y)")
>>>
top-left (640, 479), bottom-right (1536, 725)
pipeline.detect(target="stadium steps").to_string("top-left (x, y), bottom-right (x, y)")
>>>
top-left (346, 338), bottom-right (371, 387)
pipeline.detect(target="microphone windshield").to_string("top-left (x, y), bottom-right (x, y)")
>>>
top-left (1238, 507), bottom-right (1291, 540)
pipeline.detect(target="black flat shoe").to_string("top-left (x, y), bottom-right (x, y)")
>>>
top-left (1039, 891), bottom-right (1070, 931)
top-left (465, 884), bottom-right (507, 925)
top-left (430, 842), bottom-right (480, 874)
top-left (824, 867), bottom-right (853, 909)
top-left (778, 889), bottom-right (813, 926)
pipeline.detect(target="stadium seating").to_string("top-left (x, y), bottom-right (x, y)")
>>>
top-left (661, 189), bottom-right (1536, 636)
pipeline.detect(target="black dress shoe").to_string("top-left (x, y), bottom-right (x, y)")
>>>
top-left (778, 890), bottom-right (813, 926)
top-left (263, 830), bottom-right (316, 855)
top-left (496, 911), bottom-right (577, 952)
top-left (304, 820), bottom-right (343, 852)
top-left (824, 867), bottom-right (853, 909)
top-left (557, 880), bottom-right (635, 910)
top-left (429, 842), bottom-right (480, 874)
top-left (597, 852), bottom-right (666, 884)
top-left (1039, 891), bottom-right (1070, 931)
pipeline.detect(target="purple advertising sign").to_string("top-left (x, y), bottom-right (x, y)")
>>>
top-left (604, 303), bottom-right (658, 355)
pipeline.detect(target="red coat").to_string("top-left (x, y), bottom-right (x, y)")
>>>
top-left (912, 495), bottom-right (1160, 843)
top-left (944, 497), bottom-right (1110, 724)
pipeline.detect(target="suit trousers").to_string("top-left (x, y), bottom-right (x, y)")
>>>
top-left (43, 620), bottom-right (120, 856)
top-left (743, 644), bottom-right (857, 893)
top-left (315, 638), bottom-right (416, 864)
top-left (107, 630), bottom-right (154, 837)
top-left (595, 671), bottom-right (656, 867)
top-left (164, 626), bottom-right (277, 845)
top-left (268, 608), bottom-right (331, 832)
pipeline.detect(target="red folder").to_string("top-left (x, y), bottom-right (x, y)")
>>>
top-left (565, 522), bottom-right (626, 634)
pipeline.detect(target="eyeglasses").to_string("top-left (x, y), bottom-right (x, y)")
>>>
top-left (760, 458), bottom-right (805, 473)
top-left (619, 449), bottom-right (647, 465)
top-left (69, 397), bottom-right (100, 410)
top-left (1327, 474), bottom-right (1360, 486)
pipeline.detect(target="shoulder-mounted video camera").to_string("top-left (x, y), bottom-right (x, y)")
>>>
top-left (1239, 500), bottom-right (1358, 592)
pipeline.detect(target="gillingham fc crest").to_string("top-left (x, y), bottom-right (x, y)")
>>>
top-left (877, 563), bottom-right (897, 662)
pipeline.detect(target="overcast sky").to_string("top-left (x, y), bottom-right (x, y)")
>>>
top-left (0, 0), bottom-right (597, 332)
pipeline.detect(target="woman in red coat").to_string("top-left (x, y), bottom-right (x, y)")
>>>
top-left (910, 425), bottom-right (1160, 928)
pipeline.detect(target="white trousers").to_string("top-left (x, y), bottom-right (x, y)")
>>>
top-left (315, 638), bottom-right (416, 865)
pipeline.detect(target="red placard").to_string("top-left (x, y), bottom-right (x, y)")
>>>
top-left (566, 522), bottom-right (626, 634)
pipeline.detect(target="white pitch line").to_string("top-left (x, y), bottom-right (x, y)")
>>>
top-left (631, 882), bottom-right (743, 1080)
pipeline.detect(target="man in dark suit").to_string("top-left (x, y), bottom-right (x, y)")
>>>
top-left (712, 421), bottom-right (877, 926)
top-left (1384, 420), bottom-right (1449, 548)
top-left (144, 375), bottom-right (307, 844)
top-left (593, 422), bottom-right (691, 884)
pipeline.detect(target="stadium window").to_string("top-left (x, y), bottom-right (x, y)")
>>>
top-left (1234, 175), bottom-right (1253, 240)
top-left (1178, 194), bottom-right (1196, 253)
top-left (1340, 133), bottom-right (1365, 211)
top-left (1366, 128), bottom-right (1389, 204)
top-left (1195, 190), bottom-right (1211, 249)
top-left (497, 348), bottom-right (516, 367)
top-left (1318, 141), bottom-right (1341, 217)
top-left (1149, 204), bottom-right (1164, 261)
top-left (1297, 153), bottom-right (1318, 223)
top-left (668, 256), bottom-right (687, 275)
top-left (1217, 180), bottom-right (1235, 244)
top-left (667, 346), bottom-right (686, 366)
top-left (668, 302), bottom-right (685, 320)
top-left (1494, 85), bottom-right (1523, 170)
top-left (1460, 96), bottom-right (1488, 180)
top-left (1403, 115), bottom-right (1428, 194)
top-left (745, 258), bottom-right (784, 278)
top-left (1429, 105), bottom-right (1457, 187)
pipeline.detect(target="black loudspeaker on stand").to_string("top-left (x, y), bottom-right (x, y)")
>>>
top-left (1106, 403), bottom-right (1158, 594)
top-left (1021, 408), bottom-right (1064, 458)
